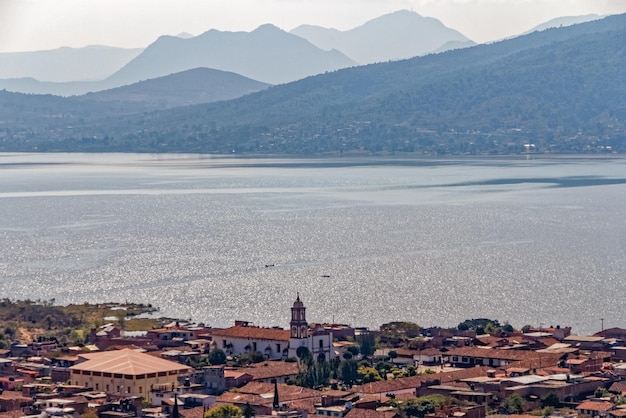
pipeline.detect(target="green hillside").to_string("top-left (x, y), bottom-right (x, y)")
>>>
top-left (1, 14), bottom-right (625, 155)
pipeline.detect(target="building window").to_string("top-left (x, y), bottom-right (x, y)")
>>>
top-left (276, 344), bottom-right (281, 352)
top-left (106, 385), bottom-right (109, 391)
top-left (253, 342), bottom-right (257, 351)
top-left (139, 387), bottom-right (142, 393)
top-left (95, 384), bottom-right (99, 390)
top-left (223, 340), bottom-right (227, 348)
top-left (319, 339), bottom-right (324, 349)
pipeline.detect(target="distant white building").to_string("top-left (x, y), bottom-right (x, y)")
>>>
top-left (287, 294), bottom-right (335, 361)
top-left (212, 294), bottom-right (335, 361)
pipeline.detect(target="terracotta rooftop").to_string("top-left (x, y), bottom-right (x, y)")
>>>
top-left (445, 346), bottom-right (560, 363)
top-left (344, 408), bottom-right (400, 418)
top-left (70, 348), bottom-right (192, 375)
top-left (216, 382), bottom-right (322, 407)
top-left (577, 401), bottom-right (614, 412)
top-left (610, 382), bottom-right (626, 394)
top-left (224, 370), bottom-right (252, 380)
top-left (0, 392), bottom-right (32, 402)
top-left (237, 381), bottom-right (321, 401)
top-left (216, 392), bottom-right (258, 405)
top-left (354, 366), bottom-right (490, 395)
top-left (212, 326), bottom-right (290, 342)
top-left (180, 406), bottom-right (205, 418)
top-left (238, 361), bottom-right (299, 380)
top-left (0, 411), bottom-right (26, 418)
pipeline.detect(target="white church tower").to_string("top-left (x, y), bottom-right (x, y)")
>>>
top-left (287, 293), bottom-right (335, 361)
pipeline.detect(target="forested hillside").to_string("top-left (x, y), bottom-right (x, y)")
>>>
top-left (1, 14), bottom-right (625, 155)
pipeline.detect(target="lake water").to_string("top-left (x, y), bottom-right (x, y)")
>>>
top-left (1, 153), bottom-right (625, 336)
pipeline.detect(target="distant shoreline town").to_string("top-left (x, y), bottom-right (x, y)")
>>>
top-left (0, 296), bottom-right (625, 418)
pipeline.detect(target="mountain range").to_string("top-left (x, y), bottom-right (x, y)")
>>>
top-left (0, 45), bottom-right (142, 82)
top-left (1, 13), bottom-right (625, 156)
top-left (0, 11), bottom-right (601, 99)
top-left (290, 10), bottom-right (475, 64)
top-left (0, 10), bottom-right (473, 97)
top-left (78, 68), bottom-right (269, 109)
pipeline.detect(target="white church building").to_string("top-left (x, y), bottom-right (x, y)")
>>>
top-left (211, 294), bottom-right (335, 361)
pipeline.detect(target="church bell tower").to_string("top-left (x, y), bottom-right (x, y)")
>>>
top-left (290, 293), bottom-right (308, 339)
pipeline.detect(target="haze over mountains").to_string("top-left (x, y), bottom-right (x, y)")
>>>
top-left (2, 13), bottom-right (625, 156)
top-left (80, 68), bottom-right (270, 109)
top-left (523, 14), bottom-right (602, 34)
top-left (106, 24), bottom-right (355, 87)
top-left (0, 10), bottom-right (474, 97)
top-left (0, 10), bottom-right (602, 99)
top-left (290, 10), bottom-right (475, 64)
top-left (0, 45), bottom-right (143, 82)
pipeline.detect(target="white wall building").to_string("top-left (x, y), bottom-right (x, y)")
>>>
top-left (212, 295), bottom-right (335, 361)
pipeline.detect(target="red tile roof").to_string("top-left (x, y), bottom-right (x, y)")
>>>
top-left (212, 326), bottom-right (290, 341)
top-left (180, 406), bottom-right (206, 418)
top-left (216, 381), bottom-right (322, 408)
top-left (237, 362), bottom-right (300, 380)
top-left (70, 348), bottom-right (192, 375)
top-left (577, 401), bottom-right (614, 412)
top-left (344, 408), bottom-right (400, 418)
top-left (609, 382), bottom-right (626, 394)
top-left (354, 367), bottom-right (490, 395)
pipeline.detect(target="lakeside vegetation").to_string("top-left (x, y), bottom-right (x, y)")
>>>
top-left (0, 298), bottom-right (163, 348)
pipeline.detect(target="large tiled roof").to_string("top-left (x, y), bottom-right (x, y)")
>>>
top-left (212, 326), bottom-right (290, 342)
top-left (576, 401), bottom-right (614, 412)
top-left (70, 348), bottom-right (192, 375)
top-left (354, 366), bottom-right (490, 394)
top-left (344, 408), bottom-right (400, 418)
top-left (238, 361), bottom-right (299, 380)
top-left (238, 381), bottom-right (321, 401)
top-left (216, 381), bottom-right (322, 407)
top-left (445, 346), bottom-right (562, 364)
top-left (609, 381), bottom-right (626, 394)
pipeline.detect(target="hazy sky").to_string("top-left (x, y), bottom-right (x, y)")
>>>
top-left (1, 0), bottom-right (626, 52)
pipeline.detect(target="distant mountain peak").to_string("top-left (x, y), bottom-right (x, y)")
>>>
top-left (524, 14), bottom-right (603, 34)
top-left (175, 32), bottom-right (195, 39)
top-left (253, 23), bottom-right (284, 33)
top-left (104, 23), bottom-right (355, 86)
top-left (291, 9), bottom-right (473, 64)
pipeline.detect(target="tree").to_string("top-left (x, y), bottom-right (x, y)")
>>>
top-left (249, 351), bottom-right (265, 363)
top-left (501, 394), bottom-right (525, 414)
top-left (339, 360), bottom-right (358, 386)
top-left (502, 322), bottom-right (515, 333)
top-left (204, 404), bottom-right (243, 418)
top-left (540, 392), bottom-right (560, 408)
top-left (357, 332), bottom-right (376, 357)
top-left (296, 346), bottom-right (310, 361)
top-left (402, 399), bottom-right (436, 418)
top-left (242, 403), bottom-right (255, 418)
top-left (595, 386), bottom-right (610, 398)
top-left (81, 409), bottom-right (99, 418)
top-left (209, 349), bottom-right (227, 365)
top-left (380, 322), bottom-right (421, 339)
top-left (346, 345), bottom-right (359, 356)
top-left (295, 359), bottom-right (331, 388)
top-left (357, 366), bottom-right (381, 383)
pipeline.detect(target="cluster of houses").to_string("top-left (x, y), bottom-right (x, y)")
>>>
top-left (1, 296), bottom-right (626, 418)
